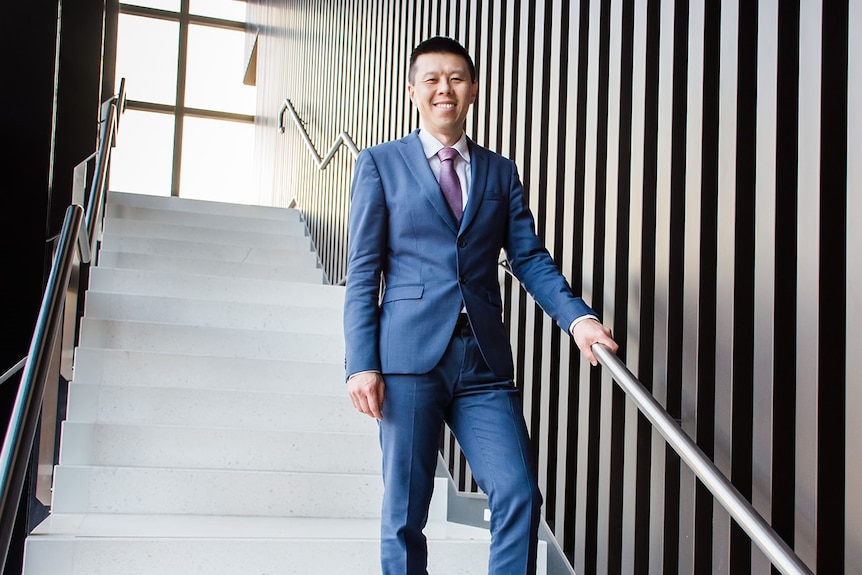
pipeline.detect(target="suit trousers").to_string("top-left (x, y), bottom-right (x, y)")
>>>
top-left (378, 321), bottom-right (543, 575)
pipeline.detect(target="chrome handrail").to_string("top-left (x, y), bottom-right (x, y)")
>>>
top-left (0, 80), bottom-right (126, 571)
top-left (278, 98), bottom-right (359, 169)
top-left (0, 206), bottom-right (84, 568)
top-left (591, 345), bottom-right (812, 575)
top-left (496, 261), bottom-right (813, 575)
top-left (86, 78), bottom-right (126, 258)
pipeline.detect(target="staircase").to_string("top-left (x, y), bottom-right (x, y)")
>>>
top-left (19, 191), bottom-right (539, 574)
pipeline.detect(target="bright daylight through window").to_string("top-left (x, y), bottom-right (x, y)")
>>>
top-left (109, 0), bottom-right (259, 205)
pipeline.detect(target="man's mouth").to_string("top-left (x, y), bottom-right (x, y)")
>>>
top-left (435, 103), bottom-right (456, 109)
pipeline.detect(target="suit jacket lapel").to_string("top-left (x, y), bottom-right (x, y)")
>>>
top-left (398, 130), bottom-right (460, 233)
top-left (461, 138), bottom-right (487, 234)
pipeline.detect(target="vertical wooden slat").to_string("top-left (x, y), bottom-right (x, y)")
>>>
top-left (595, 0), bottom-right (621, 570)
top-left (621, 1), bottom-right (647, 572)
top-left (795, 0), bottom-right (821, 568)
top-left (647, 0), bottom-right (676, 571)
top-left (561, 0), bottom-right (587, 562)
top-left (713, 1), bottom-right (739, 572)
top-left (750, 1), bottom-right (778, 573)
top-left (846, 2), bottom-right (862, 573)
top-left (677, 0), bottom-right (704, 571)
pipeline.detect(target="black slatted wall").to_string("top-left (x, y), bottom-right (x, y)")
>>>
top-left (248, 1), bottom-right (860, 573)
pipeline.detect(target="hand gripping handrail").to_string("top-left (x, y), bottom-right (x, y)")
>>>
top-left (496, 259), bottom-right (812, 574)
top-left (278, 98), bottom-right (360, 169)
top-left (591, 344), bottom-right (813, 575)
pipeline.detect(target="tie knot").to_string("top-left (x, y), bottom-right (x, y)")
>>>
top-left (438, 147), bottom-right (459, 162)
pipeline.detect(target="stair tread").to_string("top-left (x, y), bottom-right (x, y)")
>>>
top-left (31, 513), bottom-right (490, 540)
top-left (86, 266), bottom-right (344, 304)
top-left (71, 347), bottom-right (345, 393)
top-left (95, 252), bottom-right (325, 283)
top-left (103, 207), bottom-right (306, 235)
top-left (105, 191), bottom-right (303, 221)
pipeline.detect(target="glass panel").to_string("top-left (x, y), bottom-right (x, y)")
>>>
top-left (185, 24), bottom-right (256, 114)
top-left (190, 0), bottom-right (246, 21)
top-left (115, 14), bottom-right (179, 105)
top-left (108, 110), bottom-right (175, 197)
top-left (180, 117), bottom-right (257, 205)
top-left (120, 0), bottom-right (180, 13)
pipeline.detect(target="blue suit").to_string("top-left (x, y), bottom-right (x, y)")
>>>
top-left (344, 130), bottom-right (596, 574)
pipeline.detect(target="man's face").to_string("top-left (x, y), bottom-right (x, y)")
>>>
top-left (407, 52), bottom-right (478, 146)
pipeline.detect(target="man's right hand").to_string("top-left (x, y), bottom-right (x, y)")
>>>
top-left (347, 371), bottom-right (386, 420)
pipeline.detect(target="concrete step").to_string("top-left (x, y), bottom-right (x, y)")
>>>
top-left (49, 465), bottom-right (384, 517)
top-left (71, 348), bottom-right (346, 395)
top-left (100, 221), bottom-right (313, 252)
top-left (105, 191), bottom-right (304, 222)
top-left (86, 267), bottom-right (344, 305)
top-left (64, 384), bottom-right (366, 433)
top-left (98, 233), bottom-right (317, 264)
top-left (25, 514), bottom-right (498, 575)
top-left (95, 251), bottom-right (326, 283)
top-left (76, 318), bottom-right (344, 362)
top-left (58, 422), bottom-right (380, 473)
top-left (105, 202), bottom-right (305, 235)
top-left (82, 291), bottom-right (343, 333)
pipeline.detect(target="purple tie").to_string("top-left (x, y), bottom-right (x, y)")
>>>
top-left (437, 147), bottom-right (462, 221)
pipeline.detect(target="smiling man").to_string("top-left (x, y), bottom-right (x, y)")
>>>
top-left (343, 36), bottom-right (617, 575)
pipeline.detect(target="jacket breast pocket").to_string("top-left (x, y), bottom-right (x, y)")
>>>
top-left (381, 284), bottom-right (424, 303)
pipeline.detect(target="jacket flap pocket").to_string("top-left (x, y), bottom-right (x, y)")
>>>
top-left (381, 284), bottom-right (424, 303)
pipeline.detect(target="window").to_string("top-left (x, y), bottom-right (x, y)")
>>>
top-left (109, 1), bottom-right (257, 204)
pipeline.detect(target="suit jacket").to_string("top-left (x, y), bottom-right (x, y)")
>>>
top-left (343, 129), bottom-right (595, 379)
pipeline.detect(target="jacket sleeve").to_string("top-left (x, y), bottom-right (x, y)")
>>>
top-left (343, 149), bottom-right (387, 379)
top-left (502, 162), bottom-right (596, 331)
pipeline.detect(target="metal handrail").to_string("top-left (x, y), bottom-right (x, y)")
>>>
top-left (0, 81), bottom-right (125, 571)
top-left (493, 262), bottom-right (813, 574)
top-left (278, 98), bottom-right (359, 169)
top-left (0, 206), bottom-right (84, 568)
top-left (591, 345), bottom-right (812, 575)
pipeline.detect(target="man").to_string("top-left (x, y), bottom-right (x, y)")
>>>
top-left (344, 36), bottom-right (618, 574)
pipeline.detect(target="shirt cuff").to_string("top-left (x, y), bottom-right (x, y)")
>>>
top-left (347, 369), bottom-right (381, 381)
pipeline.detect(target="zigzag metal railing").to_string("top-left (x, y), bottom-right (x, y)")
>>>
top-left (278, 98), bottom-right (359, 285)
top-left (278, 98), bottom-right (359, 169)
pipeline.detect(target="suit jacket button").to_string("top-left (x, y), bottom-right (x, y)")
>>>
top-left (459, 276), bottom-right (466, 284)
top-left (458, 239), bottom-right (466, 248)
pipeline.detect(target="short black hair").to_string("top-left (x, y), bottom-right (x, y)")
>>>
top-left (408, 36), bottom-right (476, 84)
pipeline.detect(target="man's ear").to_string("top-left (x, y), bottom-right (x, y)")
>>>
top-left (407, 84), bottom-right (415, 103)
top-left (470, 82), bottom-right (478, 102)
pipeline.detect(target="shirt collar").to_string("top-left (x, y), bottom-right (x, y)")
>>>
top-left (417, 129), bottom-right (471, 164)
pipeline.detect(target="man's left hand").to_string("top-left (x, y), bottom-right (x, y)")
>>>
top-left (571, 318), bottom-right (618, 366)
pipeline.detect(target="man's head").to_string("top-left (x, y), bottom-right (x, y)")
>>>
top-left (408, 36), bottom-right (476, 84)
top-left (407, 37), bottom-right (478, 146)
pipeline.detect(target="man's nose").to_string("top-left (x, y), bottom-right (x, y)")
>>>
top-left (437, 80), bottom-right (452, 93)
